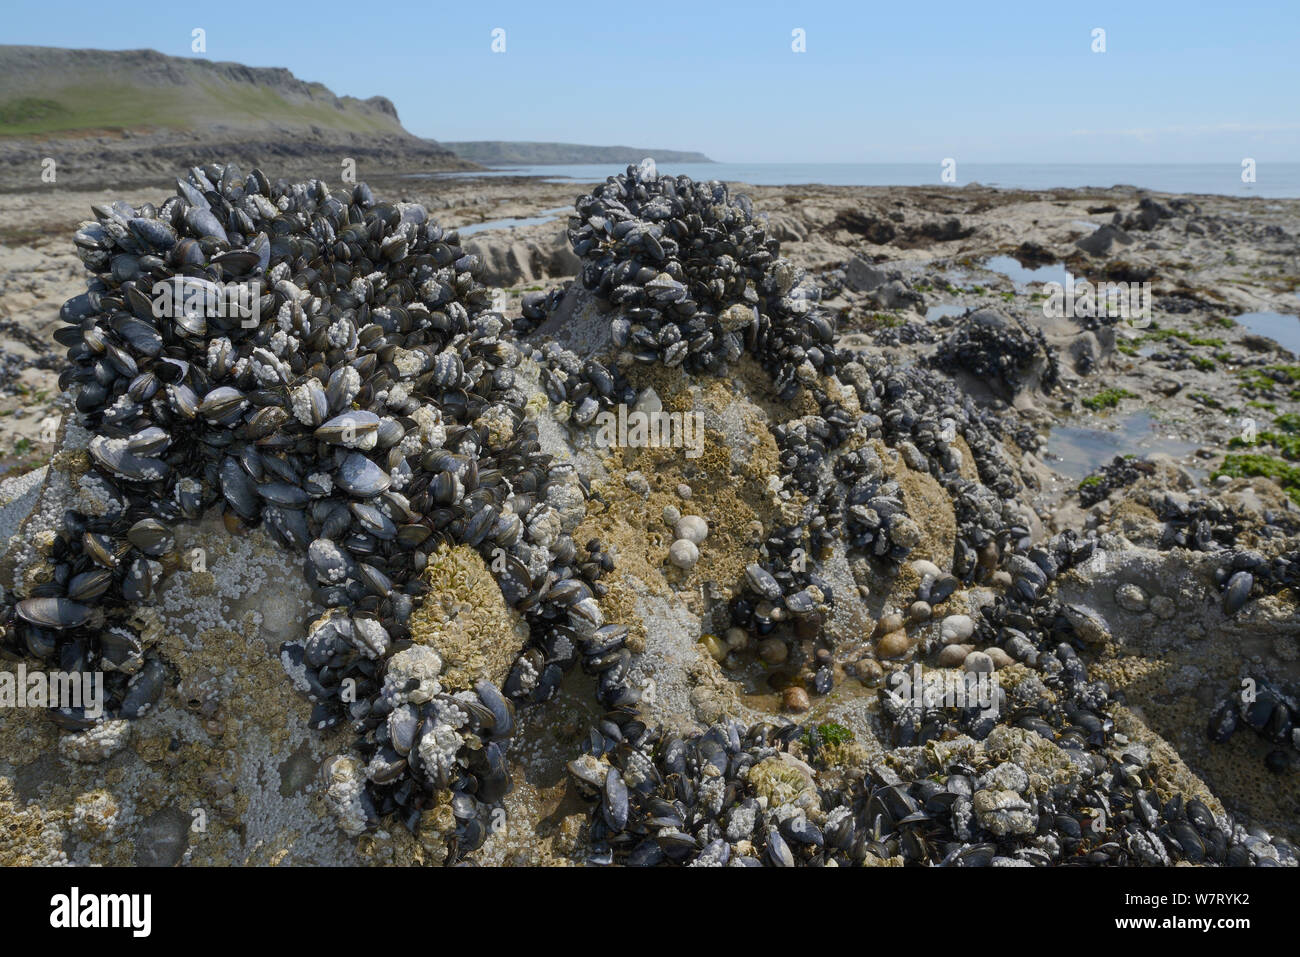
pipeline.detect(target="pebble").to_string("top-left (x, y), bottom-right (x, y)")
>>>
top-left (853, 658), bottom-right (883, 683)
top-left (940, 614), bottom-right (975, 643)
top-left (873, 613), bottom-right (905, 638)
top-left (676, 483), bottom-right (693, 500)
top-left (674, 515), bottom-right (709, 544)
top-left (907, 600), bottom-right (932, 623)
top-left (699, 633), bottom-right (727, 662)
top-left (1149, 595), bottom-right (1176, 620)
top-left (938, 643), bottom-right (973, 667)
top-left (986, 647), bottom-right (1014, 670)
top-left (668, 538), bottom-right (699, 569)
top-left (758, 638), bottom-right (788, 665)
top-left (876, 629), bottom-right (913, 659)
top-left (910, 559), bottom-right (942, 579)
top-left (662, 504), bottom-right (682, 527)
top-left (782, 687), bottom-right (810, 713)
top-left (724, 626), bottom-right (750, 650)
top-left (133, 808), bottom-right (191, 867)
top-left (1115, 583), bottom-right (1148, 612)
top-left (963, 651), bottom-right (995, 674)
top-left (624, 471), bottom-right (650, 497)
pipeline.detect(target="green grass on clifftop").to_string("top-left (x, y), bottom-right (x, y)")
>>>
top-left (0, 78), bottom-right (406, 136)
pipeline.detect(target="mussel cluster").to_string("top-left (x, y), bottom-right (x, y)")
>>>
top-left (1077, 455), bottom-right (1153, 508)
top-left (539, 344), bottom-right (636, 428)
top-left (1145, 492), bottom-right (1300, 615)
top-left (1208, 677), bottom-right (1299, 774)
top-left (778, 353), bottom-right (1025, 584)
top-left (1, 162), bottom-right (656, 855)
top-left (550, 171), bottom-right (1288, 865)
top-left (567, 519), bottom-right (1282, 866)
top-left (514, 284), bottom-right (567, 337)
top-left (932, 308), bottom-right (1059, 395)
top-left (573, 712), bottom-right (1259, 866)
top-left (568, 158), bottom-right (837, 397)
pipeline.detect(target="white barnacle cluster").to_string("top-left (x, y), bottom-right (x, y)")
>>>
top-left (475, 403), bottom-right (517, 446)
top-left (206, 337), bottom-right (231, 372)
top-left (289, 382), bottom-right (318, 426)
top-left (334, 365), bottom-right (361, 406)
top-left (726, 801), bottom-right (759, 842)
top-left (431, 695), bottom-right (469, 730)
top-left (415, 716), bottom-right (464, 785)
top-left (307, 538), bottom-right (348, 585)
top-left (351, 617), bottom-right (390, 659)
top-left (326, 317), bottom-right (354, 350)
top-left (384, 382), bottom-right (410, 411)
top-left (305, 472), bottom-right (333, 496)
top-left (525, 507), bottom-right (562, 550)
top-left (77, 472), bottom-right (123, 517)
top-left (321, 755), bottom-right (370, 838)
top-left (274, 298), bottom-right (297, 334)
top-left (278, 644), bottom-right (315, 695)
top-left (387, 462), bottom-right (413, 492)
top-left (250, 350), bottom-right (290, 388)
top-left (697, 776), bottom-right (728, 819)
top-left (392, 347), bottom-right (427, 379)
top-left (407, 405), bottom-right (446, 450)
top-left (156, 528), bottom-right (271, 642)
top-left (511, 652), bottom-right (540, 695)
top-left (57, 718), bottom-right (131, 763)
top-left (69, 790), bottom-right (127, 839)
top-left (380, 645), bottom-right (443, 708)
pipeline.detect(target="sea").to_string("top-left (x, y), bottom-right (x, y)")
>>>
top-left (422, 162), bottom-right (1300, 199)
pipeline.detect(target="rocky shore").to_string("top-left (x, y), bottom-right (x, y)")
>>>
top-left (0, 166), bottom-right (1296, 865)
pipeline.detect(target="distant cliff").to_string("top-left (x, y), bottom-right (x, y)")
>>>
top-left (0, 46), bottom-right (476, 190)
top-left (444, 141), bottom-right (713, 166)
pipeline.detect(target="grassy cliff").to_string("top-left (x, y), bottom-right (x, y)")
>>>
top-left (0, 46), bottom-right (475, 189)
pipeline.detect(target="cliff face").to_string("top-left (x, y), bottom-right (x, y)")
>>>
top-left (0, 46), bottom-right (477, 189)
top-left (443, 141), bottom-right (713, 165)
top-left (0, 46), bottom-right (410, 135)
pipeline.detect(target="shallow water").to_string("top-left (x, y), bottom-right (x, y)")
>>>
top-left (412, 162), bottom-right (1300, 198)
top-left (982, 255), bottom-right (1075, 289)
top-left (924, 303), bottom-right (967, 322)
top-left (455, 206), bottom-right (571, 237)
top-left (1044, 410), bottom-right (1201, 481)
top-left (1234, 311), bottom-right (1300, 355)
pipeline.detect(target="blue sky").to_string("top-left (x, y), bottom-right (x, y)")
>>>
top-left (5, 0), bottom-right (1298, 163)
